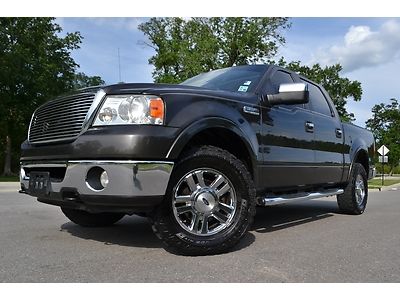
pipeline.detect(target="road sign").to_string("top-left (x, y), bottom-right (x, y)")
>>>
top-left (378, 145), bottom-right (390, 156)
top-left (377, 145), bottom-right (390, 187)
top-left (379, 156), bottom-right (388, 163)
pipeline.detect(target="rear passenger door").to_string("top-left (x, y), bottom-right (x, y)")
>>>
top-left (301, 78), bottom-right (344, 184)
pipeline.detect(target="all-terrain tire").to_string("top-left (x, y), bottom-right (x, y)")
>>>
top-left (61, 207), bottom-right (125, 227)
top-left (150, 145), bottom-right (256, 256)
top-left (337, 163), bottom-right (368, 215)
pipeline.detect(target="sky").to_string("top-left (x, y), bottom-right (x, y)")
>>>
top-left (57, 17), bottom-right (400, 127)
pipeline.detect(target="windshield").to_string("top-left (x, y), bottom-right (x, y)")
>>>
top-left (180, 65), bottom-right (268, 94)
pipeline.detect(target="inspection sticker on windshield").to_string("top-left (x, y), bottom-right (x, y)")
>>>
top-left (243, 81), bottom-right (252, 86)
top-left (238, 86), bottom-right (249, 92)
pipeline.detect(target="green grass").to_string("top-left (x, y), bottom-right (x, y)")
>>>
top-left (0, 176), bottom-right (19, 182)
top-left (368, 178), bottom-right (400, 189)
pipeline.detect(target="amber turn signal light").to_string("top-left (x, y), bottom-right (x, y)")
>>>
top-left (149, 98), bottom-right (165, 119)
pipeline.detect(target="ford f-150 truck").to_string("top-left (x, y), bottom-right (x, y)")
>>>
top-left (20, 64), bottom-right (375, 255)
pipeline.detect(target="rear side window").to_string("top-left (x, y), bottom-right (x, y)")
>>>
top-left (302, 79), bottom-right (332, 116)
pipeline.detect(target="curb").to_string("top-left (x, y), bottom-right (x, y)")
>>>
top-left (370, 182), bottom-right (400, 192)
top-left (0, 182), bottom-right (20, 193)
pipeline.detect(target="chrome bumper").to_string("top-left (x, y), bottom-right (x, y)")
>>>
top-left (20, 160), bottom-right (174, 197)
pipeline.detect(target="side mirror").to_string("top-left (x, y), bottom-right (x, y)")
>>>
top-left (267, 83), bottom-right (309, 105)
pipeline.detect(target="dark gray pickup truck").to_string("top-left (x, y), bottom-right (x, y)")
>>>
top-left (20, 64), bottom-right (375, 255)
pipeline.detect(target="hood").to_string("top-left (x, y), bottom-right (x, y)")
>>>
top-left (99, 83), bottom-right (257, 103)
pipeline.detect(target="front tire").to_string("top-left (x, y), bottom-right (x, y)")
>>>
top-left (151, 146), bottom-right (256, 255)
top-left (337, 163), bottom-right (368, 215)
top-left (61, 207), bottom-right (125, 227)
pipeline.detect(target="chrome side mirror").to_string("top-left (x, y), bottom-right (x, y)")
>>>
top-left (267, 83), bottom-right (309, 105)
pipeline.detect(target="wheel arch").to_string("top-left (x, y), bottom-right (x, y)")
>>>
top-left (348, 147), bottom-right (369, 181)
top-left (166, 117), bottom-right (259, 182)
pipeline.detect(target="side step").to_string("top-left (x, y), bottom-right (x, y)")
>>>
top-left (258, 188), bottom-right (344, 206)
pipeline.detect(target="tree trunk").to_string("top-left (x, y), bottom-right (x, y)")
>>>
top-left (389, 165), bottom-right (393, 177)
top-left (2, 135), bottom-right (12, 176)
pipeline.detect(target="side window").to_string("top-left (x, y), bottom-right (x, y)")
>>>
top-left (302, 79), bottom-right (332, 116)
top-left (270, 71), bottom-right (303, 109)
top-left (270, 70), bottom-right (294, 92)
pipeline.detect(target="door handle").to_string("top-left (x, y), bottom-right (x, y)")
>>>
top-left (335, 128), bottom-right (342, 138)
top-left (305, 121), bottom-right (314, 133)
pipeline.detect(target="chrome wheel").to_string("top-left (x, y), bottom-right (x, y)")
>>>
top-left (172, 168), bottom-right (237, 236)
top-left (355, 174), bottom-right (365, 205)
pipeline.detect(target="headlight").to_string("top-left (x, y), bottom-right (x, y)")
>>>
top-left (93, 95), bottom-right (165, 126)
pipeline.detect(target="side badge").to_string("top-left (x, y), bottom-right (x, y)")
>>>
top-left (243, 106), bottom-right (260, 116)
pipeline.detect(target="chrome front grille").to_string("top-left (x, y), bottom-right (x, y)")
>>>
top-left (28, 92), bottom-right (96, 144)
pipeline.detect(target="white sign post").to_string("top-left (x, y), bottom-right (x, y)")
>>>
top-left (377, 145), bottom-right (390, 186)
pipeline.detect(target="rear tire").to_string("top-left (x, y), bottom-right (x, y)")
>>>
top-left (150, 145), bottom-right (256, 256)
top-left (61, 207), bottom-right (125, 227)
top-left (337, 163), bottom-right (368, 215)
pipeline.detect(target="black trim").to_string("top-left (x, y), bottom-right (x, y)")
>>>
top-left (30, 188), bottom-right (164, 214)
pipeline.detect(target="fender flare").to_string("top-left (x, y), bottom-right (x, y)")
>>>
top-left (347, 146), bottom-right (369, 181)
top-left (166, 117), bottom-right (259, 176)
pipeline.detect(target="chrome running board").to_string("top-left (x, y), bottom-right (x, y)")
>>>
top-left (258, 188), bottom-right (344, 206)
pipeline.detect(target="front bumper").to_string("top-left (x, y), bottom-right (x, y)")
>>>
top-left (20, 160), bottom-right (174, 213)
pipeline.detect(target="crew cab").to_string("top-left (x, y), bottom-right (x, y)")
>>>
top-left (20, 65), bottom-right (375, 255)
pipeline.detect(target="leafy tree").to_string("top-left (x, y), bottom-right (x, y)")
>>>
top-left (139, 17), bottom-right (290, 83)
top-left (366, 98), bottom-right (400, 175)
top-left (73, 72), bottom-right (105, 90)
top-left (139, 18), bottom-right (361, 122)
top-left (277, 59), bottom-right (362, 122)
top-left (0, 18), bottom-right (104, 175)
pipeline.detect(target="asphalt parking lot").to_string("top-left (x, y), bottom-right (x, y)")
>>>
top-left (0, 182), bottom-right (399, 282)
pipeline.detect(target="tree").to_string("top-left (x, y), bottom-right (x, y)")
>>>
top-left (0, 18), bottom-right (104, 175)
top-left (277, 59), bottom-right (362, 122)
top-left (139, 17), bottom-right (290, 83)
top-left (366, 98), bottom-right (400, 175)
top-left (72, 72), bottom-right (105, 90)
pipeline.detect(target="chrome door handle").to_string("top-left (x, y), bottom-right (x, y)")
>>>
top-left (305, 121), bottom-right (314, 133)
top-left (335, 128), bottom-right (342, 138)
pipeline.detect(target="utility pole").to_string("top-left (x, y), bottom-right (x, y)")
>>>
top-left (118, 48), bottom-right (122, 83)
top-left (382, 146), bottom-right (385, 187)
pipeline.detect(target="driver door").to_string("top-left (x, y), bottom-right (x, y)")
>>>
top-left (259, 68), bottom-right (318, 191)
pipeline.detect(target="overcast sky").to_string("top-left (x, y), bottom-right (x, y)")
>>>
top-left (58, 17), bottom-right (400, 127)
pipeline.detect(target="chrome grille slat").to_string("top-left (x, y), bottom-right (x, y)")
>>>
top-left (35, 96), bottom-right (93, 111)
top-left (32, 113), bottom-right (89, 125)
top-left (29, 126), bottom-right (83, 136)
top-left (32, 112), bottom-right (90, 124)
top-left (30, 125), bottom-right (85, 135)
top-left (29, 133), bottom-right (82, 140)
top-left (35, 101), bottom-right (93, 117)
top-left (29, 131), bottom-right (83, 139)
top-left (35, 98), bottom-right (91, 111)
top-left (29, 92), bottom-right (96, 144)
top-left (29, 133), bottom-right (81, 142)
top-left (30, 127), bottom-right (83, 135)
top-left (30, 119), bottom-right (87, 132)
top-left (34, 106), bottom-right (93, 120)
top-left (39, 93), bottom-right (94, 109)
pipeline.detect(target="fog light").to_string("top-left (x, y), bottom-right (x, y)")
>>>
top-left (86, 167), bottom-right (108, 191)
top-left (100, 170), bottom-right (109, 188)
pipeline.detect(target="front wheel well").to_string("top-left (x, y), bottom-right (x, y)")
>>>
top-left (178, 127), bottom-right (254, 179)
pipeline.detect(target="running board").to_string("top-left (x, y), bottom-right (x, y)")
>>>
top-left (258, 188), bottom-right (344, 206)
